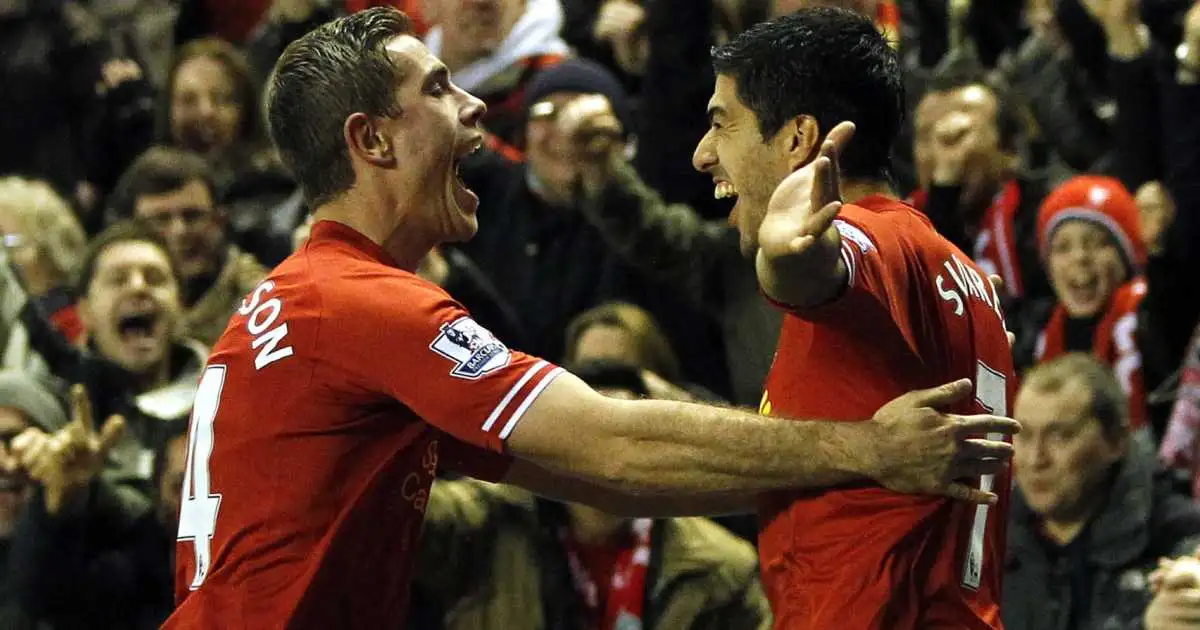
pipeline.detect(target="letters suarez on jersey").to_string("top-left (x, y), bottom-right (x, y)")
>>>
top-left (756, 202), bottom-right (1013, 630)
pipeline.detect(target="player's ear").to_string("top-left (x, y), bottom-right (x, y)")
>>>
top-left (344, 113), bottom-right (397, 168)
top-left (784, 115), bottom-right (820, 171)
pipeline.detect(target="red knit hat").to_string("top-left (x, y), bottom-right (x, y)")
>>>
top-left (1037, 175), bottom-right (1146, 273)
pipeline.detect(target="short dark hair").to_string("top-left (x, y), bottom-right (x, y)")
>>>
top-left (1023, 354), bottom-right (1129, 443)
top-left (107, 146), bottom-right (217, 221)
top-left (567, 359), bottom-right (650, 398)
top-left (266, 7), bottom-right (413, 207)
top-left (925, 55), bottom-right (1024, 153)
top-left (711, 7), bottom-right (905, 180)
top-left (75, 220), bottom-right (182, 296)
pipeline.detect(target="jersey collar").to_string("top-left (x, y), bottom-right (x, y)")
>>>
top-left (307, 220), bottom-right (400, 267)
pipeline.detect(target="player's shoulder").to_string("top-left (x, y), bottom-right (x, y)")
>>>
top-left (298, 246), bottom-right (453, 314)
top-left (837, 195), bottom-right (943, 258)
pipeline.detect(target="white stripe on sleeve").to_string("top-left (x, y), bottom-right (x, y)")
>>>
top-left (498, 367), bottom-right (565, 440)
top-left (481, 360), bottom-right (549, 432)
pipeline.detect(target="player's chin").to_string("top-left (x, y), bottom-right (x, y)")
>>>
top-left (441, 199), bottom-right (479, 243)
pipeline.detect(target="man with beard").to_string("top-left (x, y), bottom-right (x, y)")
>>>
top-left (691, 9), bottom-right (1014, 627)
top-left (164, 8), bottom-right (1016, 628)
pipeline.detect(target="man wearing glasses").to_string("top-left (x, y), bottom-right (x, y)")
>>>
top-left (107, 146), bottom-right (267, 347)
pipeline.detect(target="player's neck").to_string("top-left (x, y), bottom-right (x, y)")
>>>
top-left (313, 188), bottom-right (432, 272)
top-left (841, 179), bottom-right (895, 204)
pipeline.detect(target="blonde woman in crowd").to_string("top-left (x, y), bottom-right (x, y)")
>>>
top-left (0, 177), bottom-right (89, 350)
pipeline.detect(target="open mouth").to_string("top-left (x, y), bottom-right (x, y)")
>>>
top-left (1065, 273), bottom-right (1101, 305)
top-left (451, 136), bottom-right (485, 211)
top-left (117, 310), bottom-right (162, 344)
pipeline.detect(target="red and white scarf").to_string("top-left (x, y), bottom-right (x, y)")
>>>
top-left (561, 519), bottom-right (653, 630)
top-left (909, 181), bottom-right (1024, 297)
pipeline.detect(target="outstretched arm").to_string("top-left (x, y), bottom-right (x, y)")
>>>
top-left (505, 370), bottom-right (1017, 505)
top-left (504, 459), bottom-right (755, 517)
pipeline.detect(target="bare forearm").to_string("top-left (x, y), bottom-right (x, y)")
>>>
top-left (505, 459), bottom-right (755, 517)
top-left (757, 226), bottom-right (846, 310)
top-left (590, 398), bottom-right (868, 495)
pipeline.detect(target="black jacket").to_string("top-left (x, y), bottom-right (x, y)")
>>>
top-left (1003, 437), bottom-right (1200, 630)
top-left (8, 482), bottom-right (173, 630)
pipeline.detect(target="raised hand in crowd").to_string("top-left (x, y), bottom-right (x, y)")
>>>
top-left (1079, 0), bottom-right (1146, 57)
top-left (95, 59), bottom-right (143, 97)
top-left (592, 0), bottom-right (648, 73)
top-left (1182, 2), bottom-right (1200, 83)
top-left (772, 0), bottom-right (879, 17)
top-left (930, 108), bottom-right (990, 188)
top-left (1147, 556), bottom-right (1200, 630)
top-left (266, 0), bottom-right (323, 24)
top-left (11, 385), bottom-right (124, 517)
top-left (554, 93), bottom-right (627, 198)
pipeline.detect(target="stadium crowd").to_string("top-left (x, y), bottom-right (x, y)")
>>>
top-left (1, 0), bottom-right (1199, 627)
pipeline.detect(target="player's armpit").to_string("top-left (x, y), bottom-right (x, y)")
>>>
top-left (502, 459), bottom-right (757, 517)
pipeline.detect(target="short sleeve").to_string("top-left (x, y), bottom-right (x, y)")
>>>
top-left (321, 272), bottom-right (563, 454)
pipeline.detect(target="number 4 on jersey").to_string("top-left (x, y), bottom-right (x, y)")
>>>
top-left (178, 365), bottom-right (226, 590)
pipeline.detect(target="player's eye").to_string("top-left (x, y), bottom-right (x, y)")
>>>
top-left (427, 80), bottom-right (447, 97)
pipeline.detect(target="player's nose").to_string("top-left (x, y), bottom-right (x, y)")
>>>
top-left (693, 132), bottom-right (717, 174)
top-left (459, 90), bottom-right (486, 128)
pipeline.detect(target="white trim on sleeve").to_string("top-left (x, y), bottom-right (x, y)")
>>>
top-left (498, 367), bottom-right (565, 440)
top-left (481, 360), bottom-right (549, 432)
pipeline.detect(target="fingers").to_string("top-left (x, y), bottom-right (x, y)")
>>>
top-left (943, 482), bottom-right (997, 505)
top-left (18, 434), bottom-right (50, 475)
top-left (824, 121), bottom-right (856, 155)
top-left (810, 155), bottom-right (830, 208)
top-left (10, 427), bottom-right (45, 456)
top-left (955, 414), bottom-right (1022, 438)
top-left (1006, 330), bottom-right (1016, 348)
top-left (988, 273), bottom-right (1006, 297)
top-left (956, 436), bottom-right (1015, 459)
top-left (950, 456), bottom-right (1012, 479)
top-left (71, 384), bottom-right (95, 436)
top-left (816, 143), bottom-right (841, 205)
top-left (910, 378), bottom-right (972, 408)
top-left (787, 200), bottom-right (842, 255)
top-left (98, 416), bottom-right (126, 454)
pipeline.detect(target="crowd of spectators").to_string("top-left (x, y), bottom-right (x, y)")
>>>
top-left (2, 0), bottom-right (1200, 627)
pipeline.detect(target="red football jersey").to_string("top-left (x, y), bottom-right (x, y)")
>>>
top-left (757, 196), bottom-right (1015, 629)
top-left (163, 221), bottom-right (563, 629)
